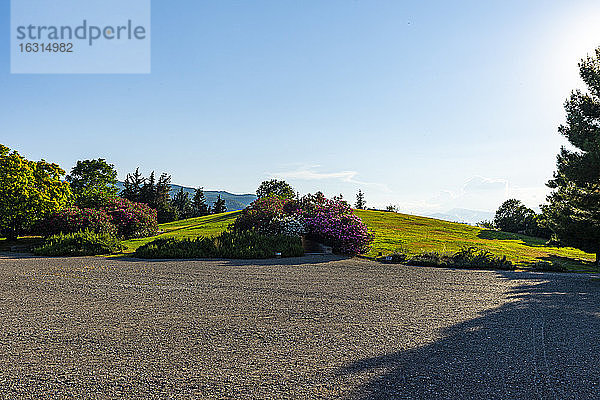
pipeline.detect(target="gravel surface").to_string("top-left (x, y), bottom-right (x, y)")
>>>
top-left (1, 254), bottom-right (599, 399)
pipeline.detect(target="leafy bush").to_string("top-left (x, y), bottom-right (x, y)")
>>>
top-left (528, 260), bottom-right (567, 272)
top-left (33, 229), bottom-right (123, 256)
top-left (382, 246), bottom-right (515, 271)
top-left (215, 231), bottom-right (304, 259)
top-left (302, 197), bottom-right (373, 255)
top-left (233, 196), bottom-right (303, 235)
top-left (37, 207), bottom-right (117, 237)
top-left (134, 237), bottom-right (217, 259)
top-left (134, 231), bottom-right (304, 259)
top-left (449, 247), bottom-right (513, 270)
top-left (102, 197), bottom-right (158, 238)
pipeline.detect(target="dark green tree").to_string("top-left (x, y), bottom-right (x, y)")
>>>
top-left (543, 48), bottom-right (600, 263)
top-left (66, 158), bottom-right (118, 208)
top-left (355, 190), bottom-right (366, 209)
top-left (139, 171), bottom-right (156, 205)
top-left (212, 195), bottom-right (227, 214)
top-left (121, 169), bottom-right (177, 223)
top-left (154, 173), bottom-right (177, 223)
top-left (493, 199), bottom-right (535, 233)
top-left (256, 179), bottom-right (295, 199)
top-left (121, 167), bottom-right (145, 203)
top-left (192, 187), bottom-right (210, 216)
top-left (172, 188), bottom-right (194, 220)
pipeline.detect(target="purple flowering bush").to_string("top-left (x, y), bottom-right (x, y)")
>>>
top-left (233, 194), bottom-right (373, 255)
top-left (102, 197), bottom-right (158, 238)
top-left (38, 197), bottom-right (158, 239)
top-left (302, 198), bottom-right (373, 255)
top-left (38, 207), bottom-right (117, 237)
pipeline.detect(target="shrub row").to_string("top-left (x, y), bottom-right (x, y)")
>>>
top-left (134, 231), bottom-right (304, 259)
top-left (33, 230), bottom-right (124, 257)
top-left (38, 197), bottom-right (158, 239)
top-left (382, 247), bottom-right (515, 271)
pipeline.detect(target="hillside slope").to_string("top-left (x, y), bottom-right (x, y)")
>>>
top-left (120, 209), bottom-right (595, 270)
top-left (355, 210), bottom-right (595, 270)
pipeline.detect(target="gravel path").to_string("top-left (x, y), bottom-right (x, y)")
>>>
top-left (0, 254), bottom-right (599, 399)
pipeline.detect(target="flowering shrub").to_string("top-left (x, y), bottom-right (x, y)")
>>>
top-left (37, 207), bottom-right (117, 237)
top-left (302, 198), bottom-right (373, 255)
top-left (102, 197), bottom-right (158, 238)
top-left (37, 197), bottom-right (158, 239)
top-left (232, 196), bottom-right (303, 235)
top-left (233, 193), bottom-right (373, 255)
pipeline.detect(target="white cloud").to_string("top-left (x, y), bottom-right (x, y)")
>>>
top-left (269, 165), bottom-right (391, 192)
top-left (461, 176), bottom-right (509, 196)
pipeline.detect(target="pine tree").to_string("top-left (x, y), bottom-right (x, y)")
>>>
top-left (192, 187), bottom-right (210, 216)
top-left (355, 190), bottom-right (366, 210)
top-left (139, 171), bottom-right (156, 205)
top-left (172, 188), bottom-right (194, 220)
top-left (212, 195), bottom-right (227, 214)
top-left (121, 167), bottom-right (145, 203)
top-left (543, 48), bottom-right (600, 263)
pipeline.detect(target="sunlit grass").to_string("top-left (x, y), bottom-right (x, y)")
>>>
top-left (119, 211), bottom-right (240, 253)
top-left (355, 210), bottom-right (596, 272)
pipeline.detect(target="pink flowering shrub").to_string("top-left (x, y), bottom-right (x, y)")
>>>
top-left (102, 197), bottom-right (158, 238)
top-left (302, 198), bottom-right (373, 255)
top-left (233, 194), bottom-right (373, 255)
top-left (38, 207), bottom-right (117, 237)
top-left (38, 197), bottom-right (158, 239)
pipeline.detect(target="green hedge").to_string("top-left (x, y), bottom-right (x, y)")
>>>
top-left (135, 231), bottom-right (304, 259)
top-left (383, 246), bottom-right (515, 271)
top-left (33, 229), bottom-right (124, 256)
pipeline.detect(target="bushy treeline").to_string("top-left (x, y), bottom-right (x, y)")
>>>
top-left (120, 168), bottom-right (222, 223)
top-left (478, 199), bottom-right (551, 239)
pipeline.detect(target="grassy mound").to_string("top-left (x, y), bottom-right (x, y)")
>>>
top-left (116, 209), bottom-right (595, 271)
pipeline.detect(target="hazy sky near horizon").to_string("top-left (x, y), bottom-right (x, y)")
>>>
top-left (2, 1), bottom-right (600, 214)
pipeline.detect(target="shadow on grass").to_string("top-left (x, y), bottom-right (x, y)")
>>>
top-left (519, 254), bottom-right (599, 273)
top-left (477, 229), bottom-right (547, 247)
top-left (337, 271), bottom-right (600, 399)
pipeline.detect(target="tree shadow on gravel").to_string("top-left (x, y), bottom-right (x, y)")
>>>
top-left (338, 271), bottom-right (600, 399)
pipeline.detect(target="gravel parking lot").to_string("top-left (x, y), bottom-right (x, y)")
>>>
top-left (1, 254), bottom-right (599, 399)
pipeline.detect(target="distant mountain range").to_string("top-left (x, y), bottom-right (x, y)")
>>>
top-left (426, 208), bottom-right (494, 225)
top-left (115, 182), bottom-right (256, 211)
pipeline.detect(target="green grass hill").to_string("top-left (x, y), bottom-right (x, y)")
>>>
top-left (118, 209), bottom-right (596, 271)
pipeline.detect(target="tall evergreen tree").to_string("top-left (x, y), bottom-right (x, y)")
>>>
top-left (192, 187), bottom-right (210, 216)
top-left (212, 195), bottom-right (227, 214)
top-left (139, 171), bottom-right (156, 205)
top-left (121, 167), bottom-right (145, 203)
top-left (355, 190), bottom-right (366, 210)
top-left (172, 188), bottom-right (194, 220)
top-left (543, 48), bottom-right (600, 263)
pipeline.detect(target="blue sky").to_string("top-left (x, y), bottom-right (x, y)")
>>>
top-left (2, 1), bottom-right (600, 214)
